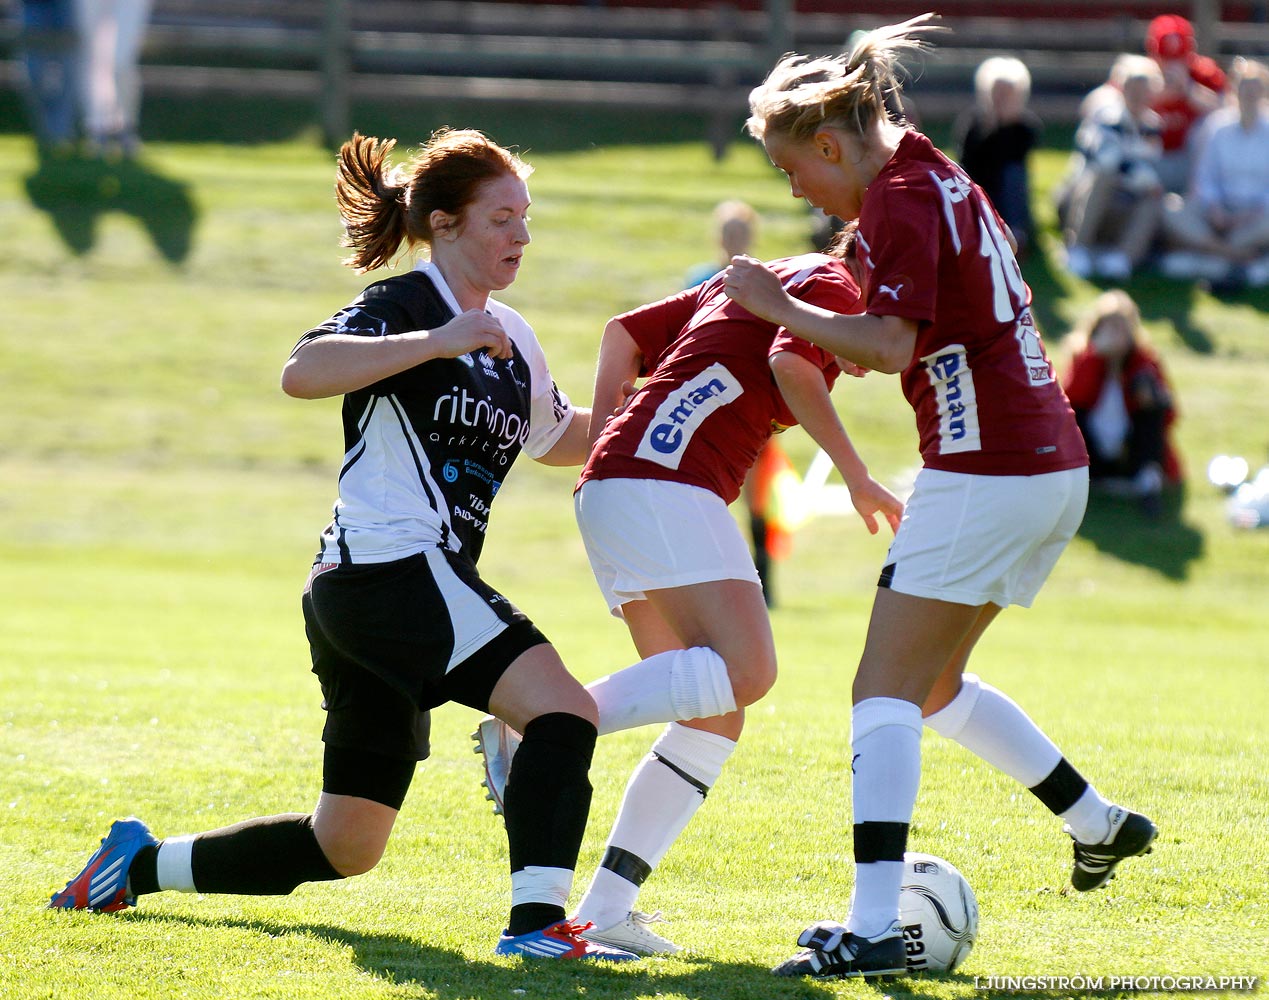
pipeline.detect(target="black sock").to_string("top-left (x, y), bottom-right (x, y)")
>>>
top-left (188, 813), bottom-right (343, 895)
top-left (503, 712), bottom-right (597, 935)
top-left (509, 902), bottom-right (565, 937)
top-left (127, 844), bottom-right (160, 896)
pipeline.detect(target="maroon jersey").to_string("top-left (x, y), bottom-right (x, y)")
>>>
top-left (857, 131), bottom-right (1088, 476)
top-left (579, 254), bottom-right (856, 503)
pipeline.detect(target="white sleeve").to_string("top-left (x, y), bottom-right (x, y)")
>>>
top-left (495, 304), bottom-right (575, 459)
top-left (1192, 126), bottom-right (1225, 209)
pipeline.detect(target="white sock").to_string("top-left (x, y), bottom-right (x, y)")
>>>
top-left (1061, 787), bottom-right (1116, 844)
top-left (576, 723), bottom-right (736, 929)
top-left (846, 697), bottom-right (923, 940)
top-left (924, 673), bottom-right (1062, 785)
top-left (154, 835), bottom-right (197, 893)
top-left (925, 674), bottom-right (1113, 840)
top-left (588, 647), bottom-right (737, 736)
top-left (510, 865), bottom-right (573, 909)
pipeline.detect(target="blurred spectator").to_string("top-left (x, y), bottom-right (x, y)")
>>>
top-left (1064, 289), bottom-right (1181, 517)
top-left (1057, 55), bottom-right (1165, 281)
top-left (955, 56), bottom-right (1042, 256)
top-left (18, 0), bottom-right (79, 152)
top-left (1145, 14), bottom-right (1227, 194)
top-left (1160, 58), bottom-right (1269, 291)
top-left (76, 0), bottom-right (153, 158)
top-left (685, 199), bottom-right (758, 288)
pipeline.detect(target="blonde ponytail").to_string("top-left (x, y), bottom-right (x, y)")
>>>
top-left (747, 13), bottom-right (943, 142)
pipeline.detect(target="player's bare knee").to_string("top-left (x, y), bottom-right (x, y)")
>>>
top-left (324, 839), bottom-right (385, 878)
top-left (552, 683), bottom-right (599, 727)
top-left (729, 655), bottom-right (777, 706)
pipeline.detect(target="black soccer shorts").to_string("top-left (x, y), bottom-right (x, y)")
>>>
top-left (302, 547), bottom-right (548, 761)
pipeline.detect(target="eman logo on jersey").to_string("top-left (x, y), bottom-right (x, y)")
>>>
top-left (634, 363), bottom-right (743, 470)
top-left (922, 345), bottom-right (981, 454)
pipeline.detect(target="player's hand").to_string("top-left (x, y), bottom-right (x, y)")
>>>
top-left (847, 475), bottom-right (905, 535)
top-left (723, 255), bottom-right (790, 324)
top-left (429, 309), bottom-right (514, 360)
top-left (611, 380), bottom-right (637, 418)
top-left (835, 355), bottom-right (870, 378)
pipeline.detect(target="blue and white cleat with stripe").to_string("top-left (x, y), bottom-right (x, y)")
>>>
top-left (495, 919), bottom-right (639, 962)
top-left (49, 817), bottom-right (157, 912)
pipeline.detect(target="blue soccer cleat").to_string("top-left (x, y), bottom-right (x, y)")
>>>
top-left (49, 817), bottom-right (157, 912)
top-left (495, 919), bottom-right (639, 961)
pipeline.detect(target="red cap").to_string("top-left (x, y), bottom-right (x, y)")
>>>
top-left (1147, 14), bottom-right (1195, 61)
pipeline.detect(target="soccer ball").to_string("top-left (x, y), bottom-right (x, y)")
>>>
top-left (898, 852), bottom-right (978, 973)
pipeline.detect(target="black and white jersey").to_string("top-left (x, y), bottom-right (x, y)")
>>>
top-left (293, 261), bottom-right (573, 565)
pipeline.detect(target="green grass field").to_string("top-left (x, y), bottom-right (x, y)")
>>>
top-left (2, 98), bottom-right (1267, 1000)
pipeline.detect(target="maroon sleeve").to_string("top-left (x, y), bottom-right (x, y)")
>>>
top-left (770, 269), bottom-right (859, 373)
top-left (860, 180), bottom-right (941, 323)
top-left (615, 287), bottom-right (700, 376)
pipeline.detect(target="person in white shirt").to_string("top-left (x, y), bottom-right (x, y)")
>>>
top-left (1161, 58), bottom-right (1269, 289)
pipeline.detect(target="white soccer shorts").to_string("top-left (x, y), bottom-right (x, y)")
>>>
top-left (574, 477), bottom-right (760, 613)
top-left (879, 466), bottom-right (1089, 608)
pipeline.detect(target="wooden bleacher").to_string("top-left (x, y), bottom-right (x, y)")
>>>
top-left (2, 1), bottom-right (1267, 150)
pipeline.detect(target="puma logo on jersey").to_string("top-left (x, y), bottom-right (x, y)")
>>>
top-left (877, 283), bottom-right (904, 300)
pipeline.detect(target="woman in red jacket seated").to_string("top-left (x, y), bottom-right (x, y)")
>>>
top-left (1064, 289), bottom-right (1181, 514)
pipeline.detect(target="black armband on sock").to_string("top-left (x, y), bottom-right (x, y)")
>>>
top-left (600, 845), bottom-right (653, 886)
top-left (854, 821), bottom-right (909, 864)
top-left (1029, 757), bottom-right (1088, 816)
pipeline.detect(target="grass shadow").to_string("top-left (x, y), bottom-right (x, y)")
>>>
top-left (124, 910), bottom-right (974, 999)
top-left (1127, 273), bottom-right (1215, 355)
top-left (23, 145), bottom-right (198, 263)
top-left (1076, 486), bottom-right (1204, 581)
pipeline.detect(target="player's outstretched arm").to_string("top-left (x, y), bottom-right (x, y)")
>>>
top-left (724, 256), bottom-right (917, 374)
top-left (588, 318), bottom-right (643, 447)
top-left (281, 310), bottom-right (512, 399)
top-left (770, 351), bottom-right (904, 536)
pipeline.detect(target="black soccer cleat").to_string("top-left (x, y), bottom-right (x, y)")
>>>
top-left (772, 921), bottom-right (907, 980)
top-left (1069, 807), bottom-right (1157, 891)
